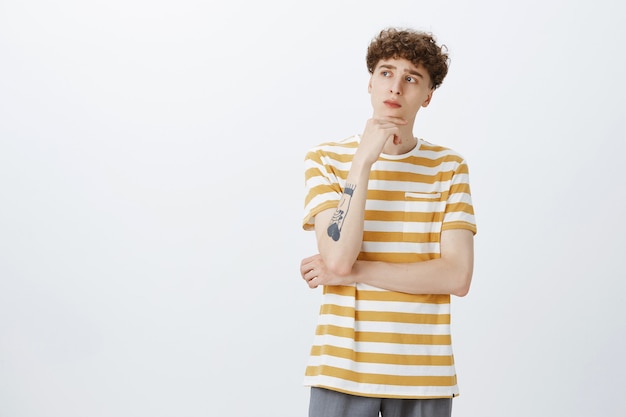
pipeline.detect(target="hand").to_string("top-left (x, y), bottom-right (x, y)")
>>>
top-left (356, 116), bottom-right (407, 164)
top-left (300, 254), bottom-right (354, 289)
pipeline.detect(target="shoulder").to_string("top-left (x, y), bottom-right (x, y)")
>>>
top-left (306, 135), bottom-right (359, 154)
top-left (417, 139), bottom-right (468, 165)
top-left (305, 135), bottom-right (359, 162)
top-left (416, 139), bottom-right (468, 171)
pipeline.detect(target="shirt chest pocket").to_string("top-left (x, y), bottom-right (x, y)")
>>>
top-left (403, 192), bottom-right (446, 241)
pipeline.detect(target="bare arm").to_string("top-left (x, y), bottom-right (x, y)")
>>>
top-left (313, 163), bottom-right (370, 276)
top-left (302, 228), bottom-right (474, 297)
top-left (314, 117), bottom-right (405, 276)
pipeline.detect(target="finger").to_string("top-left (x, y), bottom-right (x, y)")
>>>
top-left (300, 254), bottom-right (320, 267)
top-left (378, 116), bottom-right (407, 124)
top-left (370, 119), bottom-right (406, 129)
top-left (302, 269), bottom-right (316, 282)
top-left (307, 253), bottom-right (322, 261)
top-left (301, 267), bottom-right (311, 280)
top-left (300, 258), bottom-right (317, 275)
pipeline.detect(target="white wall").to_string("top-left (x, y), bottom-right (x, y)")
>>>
top-left (1, 1), bottom-right (625, 416)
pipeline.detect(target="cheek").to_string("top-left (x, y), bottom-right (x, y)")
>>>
top-left (370, 94), bottom-right (378, 108)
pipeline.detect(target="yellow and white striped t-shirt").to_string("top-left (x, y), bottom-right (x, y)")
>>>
top-left (302, 135), bottom-right (477, 399)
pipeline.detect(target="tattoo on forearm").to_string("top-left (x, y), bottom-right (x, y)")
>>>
top-left (327, 183), bottom-right (356, 242)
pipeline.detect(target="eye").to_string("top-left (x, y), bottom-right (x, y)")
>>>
top-left (381, 70), bottom-right (391, 77)
top-left (406, 75), bottom-right (417, 83)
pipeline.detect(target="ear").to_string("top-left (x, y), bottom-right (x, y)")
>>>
top-left (422, 89), bottom-right (434, 107)
top-left (368, 75), bottom-right (373, 94)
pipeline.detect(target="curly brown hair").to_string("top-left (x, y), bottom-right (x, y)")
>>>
top-left (366, 28), bottom-right (450, 89)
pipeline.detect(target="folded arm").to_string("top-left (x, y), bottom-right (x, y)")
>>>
top-left (301, 228), bottom-right (474, 297)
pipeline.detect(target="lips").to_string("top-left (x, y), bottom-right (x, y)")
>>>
top-left (384, 100), bottom-right (401, 108)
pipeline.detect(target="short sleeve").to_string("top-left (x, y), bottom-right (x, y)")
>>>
top-left (302, 149), bottom-right (342, 231)
top-left (441, 160), bottom-right (477, 235)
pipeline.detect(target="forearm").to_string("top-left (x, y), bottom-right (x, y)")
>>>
top-left (352, 258), bottom-right (471, 296)
top-left (351, 229), bottom-right (475, 296)
top-left (315, 158), bottom-right (372, 275)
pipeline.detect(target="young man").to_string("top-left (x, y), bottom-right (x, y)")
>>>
top-left (300, 28), bottom-right (477, 417)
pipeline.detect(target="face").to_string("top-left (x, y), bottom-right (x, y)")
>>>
top-left (368, 58), bottom-right (434, 121)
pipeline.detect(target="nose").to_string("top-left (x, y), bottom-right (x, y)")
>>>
top-left (390, 79), bottom-right (402, 95)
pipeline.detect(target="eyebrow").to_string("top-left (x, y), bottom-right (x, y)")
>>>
top-left (378, 64), bottom-right (424, 79)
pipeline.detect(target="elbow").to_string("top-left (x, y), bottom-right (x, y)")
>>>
top-left (326, 259), bottom-right (355, 278)
top-left (321, 249), bottom-right (359, 278)
top-left (325, 257), bottom-right (354, 278)
top-left (451, 270), bottom-right (472, 297)
top-left (452, 284), bottom-right (470, 297)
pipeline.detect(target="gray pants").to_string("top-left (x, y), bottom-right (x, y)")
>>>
top-left (309, 387), bottom-right (453, 417)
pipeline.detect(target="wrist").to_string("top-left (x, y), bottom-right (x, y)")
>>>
top-left (349, 155), bottom-right (374, 176)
